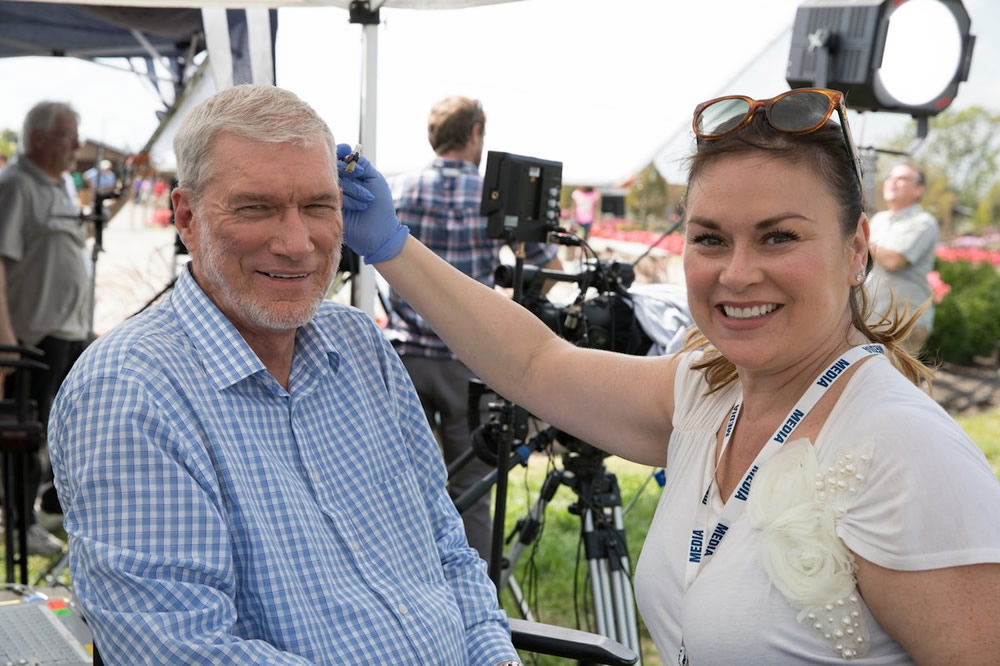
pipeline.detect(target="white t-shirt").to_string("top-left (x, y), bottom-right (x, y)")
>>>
top-left (634, 352), bottom-right (1000, 665)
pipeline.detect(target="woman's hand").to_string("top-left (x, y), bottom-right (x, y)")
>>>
top-left (336, 143), bottom-right (409, 264)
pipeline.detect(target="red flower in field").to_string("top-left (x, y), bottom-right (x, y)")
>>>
top-left (936, 245), bottom-right (1000, 266)
top-left (927, 270), bottom-right (951, 304)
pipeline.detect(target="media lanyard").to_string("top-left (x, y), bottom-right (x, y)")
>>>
top-left (676, 344), bottom-right (884, 665)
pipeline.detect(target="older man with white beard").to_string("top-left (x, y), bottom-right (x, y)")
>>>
top-left (47, 85), bottom-right (519, 666)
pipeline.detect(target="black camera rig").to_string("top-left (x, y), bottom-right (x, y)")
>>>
top-left (464, 256), bottom-right (653, 484)
top-left (494, 259), bottom-right (652, 356)
top-left (473, 149), bottom-right (654, 591)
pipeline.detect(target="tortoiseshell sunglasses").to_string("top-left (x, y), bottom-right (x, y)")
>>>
top-left (692, 88), bottom-right (864, 193)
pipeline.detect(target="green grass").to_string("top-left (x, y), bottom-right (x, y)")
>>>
top-left (956, 408), bottom-right (1000, 476)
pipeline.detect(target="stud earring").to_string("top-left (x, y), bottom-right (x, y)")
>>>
top-left (855, 270), bottom-right (866, 283)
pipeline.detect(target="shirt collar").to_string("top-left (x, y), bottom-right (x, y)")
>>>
top-left (889, 204), bottom-right (922, 220)
top-left (169, 265), bottom-right (342, 393)
top-left (14, 155), bottom-right (63, 187)
top-left (170, 265), bottom-right (267, 391)
top-left (289, 307), bottom-right (342, 390)
top-left (430, 157), bottom-right (479, 174)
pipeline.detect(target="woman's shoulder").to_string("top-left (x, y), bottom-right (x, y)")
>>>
top-left (822, 356), bottom-right (988, 473)
top-left (670, 350), bottom-right (739, 430)
top-left (830, 357), bottom-right (962, 437)
top-left (829, 359), bottom-right (1000, 570)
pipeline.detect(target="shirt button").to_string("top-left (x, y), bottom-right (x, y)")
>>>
top-left (311, 473), bottom-right (321, 485)
top-left (350, 541), bottom-right (360, 552)
top-left (397, 604), bottom-right (408, 616)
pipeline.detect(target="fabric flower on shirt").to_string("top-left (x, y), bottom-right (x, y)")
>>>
top-left (747, 438), bottom-right (871, 660)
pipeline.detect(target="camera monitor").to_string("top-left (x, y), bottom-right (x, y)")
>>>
top-left (481, 151), bottom-right (562, 244)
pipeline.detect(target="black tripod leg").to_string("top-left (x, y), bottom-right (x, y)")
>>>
top-left (577, 469), bottom-right (643, 664)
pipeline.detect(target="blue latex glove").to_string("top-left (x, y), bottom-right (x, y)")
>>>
top-left (336, 143), bottom-right (409, 264)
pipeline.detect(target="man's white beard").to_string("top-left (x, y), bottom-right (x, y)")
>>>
top-left (196, 221), bottom-right (336, 331)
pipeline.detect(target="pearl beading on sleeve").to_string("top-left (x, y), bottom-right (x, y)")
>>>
top-left (804, 452), bottom-right (873, 660)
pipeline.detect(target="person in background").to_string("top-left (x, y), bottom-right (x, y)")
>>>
top-left (49, 85), bottom-right (520, 666)
top-left (70, 169), bottom-right (85, 195)
top-left (131, 174), bottom-right (145, 203)
top-left (83, 158), bottom-right (118, 199)
top-left (0, 101), bottom-right (89, 556)
top-left (865, 162), bottom-right (939, 355)
top-left (570, 185), bottom-right (601, 241)
top-left (62, 171), bottom-right (81, 211)
top-left (339, 88), bottom-right (1000, 664)
top-left (387, 96), bottom-right (560, 561)
top-left (152, 177), bottom-right (169, 208)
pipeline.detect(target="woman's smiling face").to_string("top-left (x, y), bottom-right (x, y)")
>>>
top-left (682, 151), bottom-right (868, 374)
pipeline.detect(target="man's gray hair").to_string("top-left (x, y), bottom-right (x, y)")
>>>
top-left (174, 85), bottom-right (336, 199)
top-left (21, 102), bottom-right (78, 154)
top-left (899, 161), bottom-right (927, 187)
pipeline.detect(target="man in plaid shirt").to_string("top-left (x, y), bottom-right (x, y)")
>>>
top-left (388, 97), bottom-right (560, 560)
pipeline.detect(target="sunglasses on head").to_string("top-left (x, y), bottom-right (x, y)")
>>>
top-left (692, 88), bottom-right (864, 193)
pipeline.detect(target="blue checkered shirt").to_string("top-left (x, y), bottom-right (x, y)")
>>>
top-left (388, 158), bottom-right (557, 358)
top-left (49, 266), bottom-right (517, 665)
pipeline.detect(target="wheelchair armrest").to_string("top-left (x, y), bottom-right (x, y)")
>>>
top-left (0, 345), bottom-right (45, 359)
top-left (0, 345), bottom-right (48, 374)
top-left (0, 358), bottom-right (49, 372)
top-left (509, 618), bottom-right (638, 665)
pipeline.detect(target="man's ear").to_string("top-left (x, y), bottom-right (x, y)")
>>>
top-left (172, 187), bottom-right (197, 254)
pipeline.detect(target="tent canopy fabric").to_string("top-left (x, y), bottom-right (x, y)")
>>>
top-left (0, 1), bottom-right (515, 60)
top-left (0, 2), bottom-right (203, 58)
top-left (9, 1), bottom-right (514, 8)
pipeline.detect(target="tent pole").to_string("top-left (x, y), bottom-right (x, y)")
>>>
top-left (351, 3), bottom-right (382, 317)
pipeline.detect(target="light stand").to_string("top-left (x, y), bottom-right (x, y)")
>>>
top-left (0, 346), bottom-right (48, 584)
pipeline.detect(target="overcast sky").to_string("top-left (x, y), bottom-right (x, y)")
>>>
top-left (1, 0), bottom-right (997, 185)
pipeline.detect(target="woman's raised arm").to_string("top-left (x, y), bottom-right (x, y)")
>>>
top-left (338, 148), bottom-right (676, 466)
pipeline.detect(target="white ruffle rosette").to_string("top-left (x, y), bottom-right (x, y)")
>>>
top-left (746, 438), bottom-right (872, 660)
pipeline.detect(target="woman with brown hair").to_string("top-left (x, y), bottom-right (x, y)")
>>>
top-left (338, 88), bottom-right (1000, 664)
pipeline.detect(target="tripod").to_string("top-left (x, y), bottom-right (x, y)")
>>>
top-left (502, 441), bottom-right (643, 665)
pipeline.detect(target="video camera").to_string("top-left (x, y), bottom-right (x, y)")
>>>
top-left (480, 258), bottom-right (653, 463)
top-left (472, 150), bottom-right (653, 584)
top-left (475, 150), bottom-right (652, 460)
top-left (494, 260), bottom-right (652, 356)
top-left (480, 149), bottom-right (650, 355)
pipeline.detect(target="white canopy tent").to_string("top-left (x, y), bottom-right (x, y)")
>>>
top-left (3, 0), bottom-right (530, 313)
top-left (2, 0), bottom-right (806, 314)
top-left (5, 0), bottom-right (996, 315)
